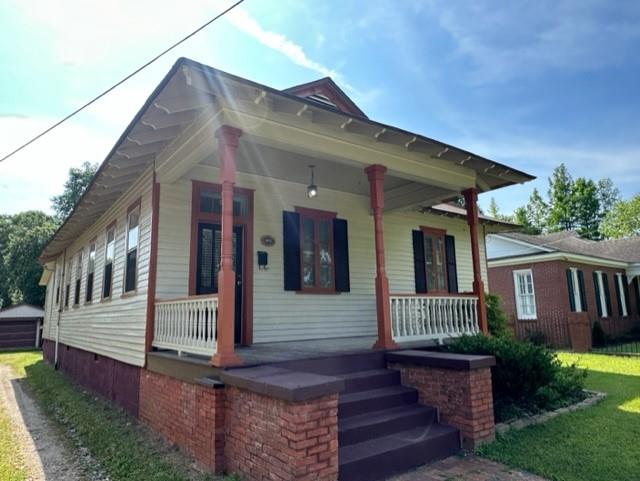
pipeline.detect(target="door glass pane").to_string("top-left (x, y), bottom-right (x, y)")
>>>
top-left (319, 220), bottom-right (332, 288)
top-left (434, 236), bottom-right (446, 291)
top-left (200, 191), bottom-right (248, 217)
top-left (200, 228), bottom-right (214, 289)
top-left (424, 236), bottom-right (435, 290)
top-left (302, 217), bottom-right (315, 287)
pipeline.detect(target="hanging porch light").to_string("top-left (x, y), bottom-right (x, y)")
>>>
top-left (307, 165), bottom-right (318, 198)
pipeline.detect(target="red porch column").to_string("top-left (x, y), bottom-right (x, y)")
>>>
top-left (366, 164), bottom-right (399, 350)
top-left (211, 125), bottom-right (243, 367)
top-left (462, 188), bottom-right (488, 334)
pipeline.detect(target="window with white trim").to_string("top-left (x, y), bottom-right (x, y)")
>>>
top-left (568, 268), bottom-right (583, 312)
top-left (616, 273), bottom-right (628, 317)
top-left (86, 242), bottom-right (96, 303)
top-left (513, 269), bottom-right (536, 320)
top-left (594, 271), bottom-right (608, 318)
top-left (124, 204), bottom-right (140, 293)
top-left (74, 251), bottom-right (82, 306)
top-left (103, 226), bottom-right (116, 299)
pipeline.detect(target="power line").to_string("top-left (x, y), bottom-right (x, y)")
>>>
top-left (0, 0), bottom-right (246, 163)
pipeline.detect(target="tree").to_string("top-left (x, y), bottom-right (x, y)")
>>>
top-left (513, 206), bottom-right (541, 234)
top-left (571, 177), bottom-right (600, 240)
top-left (525, 188), bottom-right (548, 233)
top-left (601, 194), bottom-right (640, 239)
top-left (1, 211), bottom-right (58, 306)
top-left (0, 215), bottom-right (11, 308)
top-left (597, 178), bottom-right (620, 221)
top-left (547, 164), bottom-right (574, 231)
top-left (51, 161), bottom-right (98, 220)
top-left (488, 197), bottom-right (500, 218)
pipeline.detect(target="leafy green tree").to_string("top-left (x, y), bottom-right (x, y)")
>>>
top-left (547, 164), bottom-right (575, 231)
top-left (2, 211), bottom-right (58, 306)
top-left (513, 206), bottom-right (541, 234)
top-left (601, 194), bottom-right (640, 238)
top-left (488, 197), bottom-right (500, 218)
top-left (525, 188), bottom-right (548, 233)
top-left (571, 177), bottom-right (600, 239)
top-left (0, 215), bottom-right (11, 308)
top-left (597, 178), bottom-right (620, 221)
top-left (51, 161), bottom-right (98, 220)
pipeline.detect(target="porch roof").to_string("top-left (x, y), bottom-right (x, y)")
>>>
top-left (40, 57), bottom-right (534, 262)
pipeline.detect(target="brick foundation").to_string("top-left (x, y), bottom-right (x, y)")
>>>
top-left (388, 362), bottom-right (495, 449)
top-left (225, 386), bottom-right (339, 481)
top-left (42, 339), bottom-right (140, 416)
top-left (138, 369), bottom-right (225, 473)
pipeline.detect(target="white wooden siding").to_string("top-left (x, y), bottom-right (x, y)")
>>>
top-left (156, 166), bottom-right (488, 344)
top-left (42, 168), bottom-right (154, 367)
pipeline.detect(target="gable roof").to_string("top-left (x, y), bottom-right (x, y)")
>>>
top-left (0, 303), bottom-right (44, 320)
top-left (40, 57), bottom-right (535, 262)
top-left (283, 77), bottom-right (368, 118)
top-left (496, 231), bottom-right (640, 263)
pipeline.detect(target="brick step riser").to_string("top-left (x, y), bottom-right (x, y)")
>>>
top-left (339, 390), bottom-right (418, 419)
top-left (283, 352), bottom-right (386, 375)
top-left (338, 428), bottom-right (460, 481)
top-left (339, 409), bottom-right (437, 446)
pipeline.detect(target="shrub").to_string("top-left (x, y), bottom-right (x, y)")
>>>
top-left (526, 330), bottom-right (547, 346)
top-left (445, 334), bottom-right (586, 422)
top-left (486, 293), bottom-right (511, 338)
top-left (592, 321), bottom-right (606, 348)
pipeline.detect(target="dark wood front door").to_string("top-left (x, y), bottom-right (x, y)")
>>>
top-left (196, 223), bottom-right (244, 344)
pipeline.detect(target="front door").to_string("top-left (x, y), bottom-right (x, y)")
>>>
top-left (196, 223), bottom-right (244, 344)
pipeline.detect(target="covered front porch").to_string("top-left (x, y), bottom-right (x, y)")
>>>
top-left (133, 62), bottom-right (531, 367)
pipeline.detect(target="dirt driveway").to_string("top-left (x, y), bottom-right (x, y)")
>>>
top-left (0, 364), bottom-right (87, 481)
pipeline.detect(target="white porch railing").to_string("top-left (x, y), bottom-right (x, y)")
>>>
top-left (153, 295), bottom-right (218, 356)
top-left (390, 294), bottom-right (480, 343)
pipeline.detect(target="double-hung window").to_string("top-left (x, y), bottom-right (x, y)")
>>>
top-left (103, 225), bottom-right (116, 299)
top-left (74, 251), bottom-right (82, 306)
top-left (566, 268), bottom-right (587, 312)
top-left (64, 260), bottom-right (71, 308)
top-left (86, 242), bottom-right (96, 302)
top-left (124, 204), bottom-right (140, 293)
top-left (513, 269), bottom-right (536, 320)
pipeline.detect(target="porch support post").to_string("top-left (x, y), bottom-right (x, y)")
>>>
top-left (211, 125), bottom-right (243, 367)
top-left (462, 188), bottom-right (488, 334)
top-left (366, 164), bottom-right (399, 350)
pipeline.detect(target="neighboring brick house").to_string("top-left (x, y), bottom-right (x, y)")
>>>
top-left (487, 231), bottom-right (640, 349)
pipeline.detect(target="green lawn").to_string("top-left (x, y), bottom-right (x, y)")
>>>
top-left (479, 352), bottom-right (640, 481)
top-left (592, 342), bottom-right (640, 355)
top-left (0, 350), bottom-right (231, 481)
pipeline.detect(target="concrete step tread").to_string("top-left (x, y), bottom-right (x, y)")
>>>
top-left (339, 404), bottom-right (436, 432)
top-left (339, 385), bottom-right (417, 404)
top-left (339, 424), bottom-right (459, 465)
top-left (336, 368), bottom-right (399, 381)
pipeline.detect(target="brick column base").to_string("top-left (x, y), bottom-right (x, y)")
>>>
top-left (225, 387), bottom-right (338, 481)
top-left (138, 370), bottom-right (226, 473)
top-left (568, 312), bottom-right (592, 352)
top-left (388, 363), bottom-right (495, 449)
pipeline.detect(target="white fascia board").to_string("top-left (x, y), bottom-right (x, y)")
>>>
top-left (488, 252), bottom-right (629, 269)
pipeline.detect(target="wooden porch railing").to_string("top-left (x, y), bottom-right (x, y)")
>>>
top-left (152, 295), bottom-right (218, 356)
top-left (390, 294), bottom-right (480, 343)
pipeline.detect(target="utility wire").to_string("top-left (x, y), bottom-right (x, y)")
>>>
top-left (0, 0), bottom-right (246, 163)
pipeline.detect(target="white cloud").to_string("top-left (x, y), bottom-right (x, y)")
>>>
top-left (0, 116), bottom-right (113, 214)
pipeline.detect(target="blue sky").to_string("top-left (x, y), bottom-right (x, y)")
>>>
top-left (1, 0), bottom-right (639, 216)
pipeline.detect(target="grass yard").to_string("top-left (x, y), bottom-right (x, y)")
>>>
top-left (0, 350), bottom-right (231, 481)
top-left (479, 352), bottom-right (640, 481)
top-left (0, 401), bottom-right (26, 481)
top-left (592, 342), bottom-right (640, 355)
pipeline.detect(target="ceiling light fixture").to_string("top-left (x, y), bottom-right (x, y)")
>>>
top-left (307, 165), bottom-right (318, 198)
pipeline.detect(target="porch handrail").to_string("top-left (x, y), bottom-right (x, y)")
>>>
top-left (390, 294), bottom-right (479, 343)
top-left (153, 295), bottom-right (218, 356)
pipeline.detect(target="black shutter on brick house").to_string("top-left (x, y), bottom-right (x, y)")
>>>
top-left (566, 269), bottom-right (576, 312)
top-left (445, 235), bottom-right (458, 294)
top-left (333, 218), bottom-right (350, 292)
top-left (603, 273), bottom-right (612, 316)
top-left (283, 211), bottom-right (301, 291)
top-left (577, 270), bottom-right (587, 311)
top-left (412, 230), bottom-right (427, 293)
top-left (593, 272), bottom-right (603, 317)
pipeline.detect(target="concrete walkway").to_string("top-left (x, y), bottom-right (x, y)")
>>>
top-left (389, 454), bottom-right (549, 481)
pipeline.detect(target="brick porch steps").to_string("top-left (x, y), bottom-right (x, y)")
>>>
top-left (335, 360), bottom-right (461, 481)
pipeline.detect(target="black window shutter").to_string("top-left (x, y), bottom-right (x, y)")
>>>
top-left (593, 272), bottom-right (602, 317)
top-left (445, 235), bottom-right (458, 294)
top-left (603, 273), bottom-right (612, 316)
top-left (412, 230), bottom-right (427, 293)
top-left (622, 275), bottom-right (630, 315)
top-left (635, 277), bottom-right (640, 315)
top-left (333, 218), bottom-right (350, 292)
top-left (577, 270), bottom-right (587, 311)
top-left (283, 211), bottom-right (301, 291)
top-left (566, 269), bottom-right (576, 312)
top-left (614, 274), bottom-right (623, 316)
